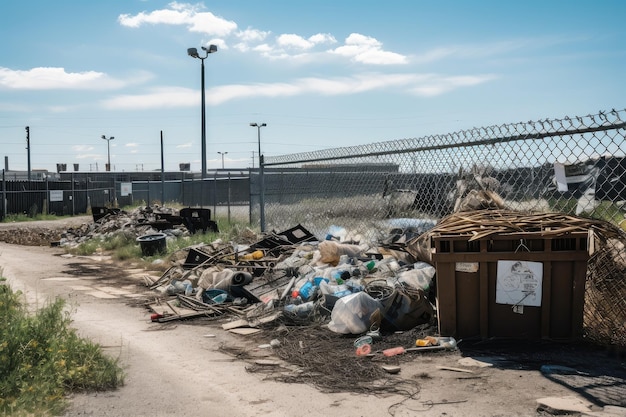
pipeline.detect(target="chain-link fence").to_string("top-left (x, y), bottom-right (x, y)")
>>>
top-left (259, 108), bottom-right (626, 348)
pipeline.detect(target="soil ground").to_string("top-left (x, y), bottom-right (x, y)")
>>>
top-left (1, 217), bottom-right (625, 417)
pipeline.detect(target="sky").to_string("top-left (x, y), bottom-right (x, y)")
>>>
top-left (1, 0), bottom-right (624, 173)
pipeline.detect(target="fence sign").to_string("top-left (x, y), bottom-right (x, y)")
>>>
top-left (49, 190), bottom-right (63, 202)
top-left (121, 182), bottom-right (132, 196)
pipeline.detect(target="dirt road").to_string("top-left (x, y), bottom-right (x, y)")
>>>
top-left (1, 220), bottom-right (625, 417)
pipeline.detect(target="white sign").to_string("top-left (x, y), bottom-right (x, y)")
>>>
top-left (49, 190), bottom-right (63, 202)
top-left (553, 162), bottom-right (569, 192)
top-left (455, 262), bottom-right (479, 273)
top-left (120, 182), bottom-right (132, 197)
top-left (496, 260), bottom-right (543, 307)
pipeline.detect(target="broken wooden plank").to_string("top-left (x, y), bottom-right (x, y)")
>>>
top-left (222, 319), bottom-right (251, 330)
top-left (228, 327), bottom-right (262, 335)
top-left (436, 366), bottom-right (475, 374)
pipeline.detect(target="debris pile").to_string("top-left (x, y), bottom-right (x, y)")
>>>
top-left (144, 222), bottom-right (440, 338)
top-left (140, 221), bottom-right (461, 395)
top-left (58, 205), bottom-right (218, 249)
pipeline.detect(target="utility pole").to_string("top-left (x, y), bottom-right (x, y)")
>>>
top-left (25, 126), bottom-right (31, 181)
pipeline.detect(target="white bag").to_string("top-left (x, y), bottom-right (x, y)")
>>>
top-left (327, 292), bottom-right (382, 335)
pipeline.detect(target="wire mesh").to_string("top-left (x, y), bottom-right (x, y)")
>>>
top-left (260, 108), bottom-right (626, 348)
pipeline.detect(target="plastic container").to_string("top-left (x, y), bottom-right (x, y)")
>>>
top-left (202, 289), bottom-right (229, 304)
top-left (436, 337), bottom-right (457, 349)
top-left (136, 233), bottom-right (167, 256)
top-left (354, 335), bottom-right (373, 348)
top-left (298, 281), bottom-right (318, 301)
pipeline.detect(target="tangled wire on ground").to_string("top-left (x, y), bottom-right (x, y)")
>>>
top-left (221, 321), bottom-right (448, 394)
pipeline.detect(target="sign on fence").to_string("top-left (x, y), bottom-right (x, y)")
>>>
top-left (121, 182), bottom-right (132, 196)
top-left (49, 190), bottom-right (63, 202)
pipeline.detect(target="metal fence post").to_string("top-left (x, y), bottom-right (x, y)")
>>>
top-left (260, 155), bottom-right (266, 232)
top-left (71, 172), bottom-right (75, 215)
top-left (227, 172), bottom-right (231, 223)
top-left (213, 171), bottom-right (217, 218)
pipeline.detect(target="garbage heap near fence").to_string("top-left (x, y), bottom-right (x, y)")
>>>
top-left (53, 201), bottom-right (626, 351)
top-left (146, 222), bottom-right (440, 340)
top-left (143, 208), bottom-right (626, 350)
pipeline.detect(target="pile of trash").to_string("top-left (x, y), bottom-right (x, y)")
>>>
top-left (145, 222), bottom-right (447, 347)
top-left (58, 205), bottom-right (218, 249)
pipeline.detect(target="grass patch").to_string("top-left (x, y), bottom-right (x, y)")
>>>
top-left (1, 213), bottom-right (72, 223)
top-left (65, 216), bottom-right (252, 269)
top-left (0, 280), bottom-right (124, 416)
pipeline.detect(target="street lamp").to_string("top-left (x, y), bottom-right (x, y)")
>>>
top-left (187, 44), bottom-right (217, 178)
top-left (217, 151), bottom-right (228, 169)
top-left (250, 122), bottom-right (267, 231)
top-left (101, 135), bottom-right (115, 171)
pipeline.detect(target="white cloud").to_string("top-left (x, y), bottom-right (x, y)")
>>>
top-left (102, 86), bottom-right (195, 109)
top-left (275, 33), bottom-right (337, 51)
top-left (118, 4), bottom-right (404, 65)
top-left (118, 2), bottom-right (237, 37)
top-left (329, 33), bottom-right (407, 65)
top-left (75, 153), bottom-right (100, 160)
top-left (412, 47), bottom-right (458, 64)
top-left (277, 34), bottom-right (314, 50)
top-left (410, 74), bottom-right (497, 96)
top-left (236, 28), bottom-right (270, 43)
top-left (72, 145), bottom-right (95, 152)
top-left (0, 67), bottom-right (124, 90)
top-left (309, 33), bottom-right (337, 45)
top-left (125, 143), bottom-right (139, 148)
top-left (100, 72), bottom-right (495, 109)
top-left (176, 142), bottom-right (193, 148)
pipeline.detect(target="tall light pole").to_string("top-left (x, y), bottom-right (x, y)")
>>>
top-left (250, 122), bottom-right (267, 231)
top-left (187, 44), bottom-right (217, 178)
top-left (101, 135), bottom-right (114, 171)
top-left (217, 151), bottom-right (228, 169)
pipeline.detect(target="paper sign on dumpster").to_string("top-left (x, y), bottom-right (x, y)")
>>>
top-left (495, 260), bottom-right (543, 307)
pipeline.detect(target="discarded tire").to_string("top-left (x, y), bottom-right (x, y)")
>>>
top-left (136, 233), bottom-right (167, 256)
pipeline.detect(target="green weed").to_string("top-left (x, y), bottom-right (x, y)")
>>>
top-left (0, 282), bottom-right (124, 416)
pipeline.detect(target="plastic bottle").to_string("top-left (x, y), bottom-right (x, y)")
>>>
top-left (212, 293), bottom-right (227, 304)
top-left (333, 284), bottom-right (351, 298)
top-left (345, 278), bottom-right (364, 293)
top-left (331, 269), bottom-right (348, 285)
top-left (284, 301), bottom-right (314, 317)
top-left (298, 281), bottom-right (318, 301)
top-left (366, 260), bottom-right (377, 272)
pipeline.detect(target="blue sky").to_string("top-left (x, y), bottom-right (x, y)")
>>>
top-left (1, 1), bottom-right (624, 173)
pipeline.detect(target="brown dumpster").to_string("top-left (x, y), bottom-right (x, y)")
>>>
top-left (432, 230), bottom-right (590, 341)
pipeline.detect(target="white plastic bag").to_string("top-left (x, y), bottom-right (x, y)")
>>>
top-left (397, 262), bottom-right (435, 291)
top-left (327, 292), bottom-right (382, 335)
